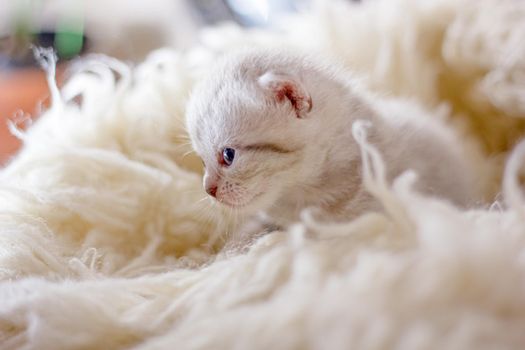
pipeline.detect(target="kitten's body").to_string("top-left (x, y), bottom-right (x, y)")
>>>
top-left (186, 49), bottom-right (478, 230)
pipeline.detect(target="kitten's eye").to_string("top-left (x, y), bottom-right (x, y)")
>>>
top-left (221, 148), bottom-right (236, 166)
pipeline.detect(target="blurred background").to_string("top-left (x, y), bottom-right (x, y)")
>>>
top-left (0, 0), bottom-right (318, 165)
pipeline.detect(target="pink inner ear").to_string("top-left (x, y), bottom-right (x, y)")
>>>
top-left (259, 72), bottom-right (312, 118)
top-left (276, 82), bottom-right (312, 118)
top-left (275, 83), bottom-right (294, 103)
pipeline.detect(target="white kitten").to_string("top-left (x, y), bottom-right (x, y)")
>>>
top-left (186, 48), bottom-right (478, 231)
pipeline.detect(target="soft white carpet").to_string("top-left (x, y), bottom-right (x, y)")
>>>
top-left (2, 0), bottom-right (525, 349)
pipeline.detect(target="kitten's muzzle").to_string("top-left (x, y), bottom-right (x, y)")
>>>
top-left (206, 184), bottom-right (218, 198)
top-left (203, 172), bottom-right (219, 198)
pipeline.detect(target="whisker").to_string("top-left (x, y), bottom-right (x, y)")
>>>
top-left (171, 142), bottom-right (193, 153)
top-left (182, 149), bottom-right (196, 158)
top-left (197, 196), bottom-right (210, 204)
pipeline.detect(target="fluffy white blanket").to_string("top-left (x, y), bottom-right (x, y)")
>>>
top-left (2, 0), bottom-right (525, 349)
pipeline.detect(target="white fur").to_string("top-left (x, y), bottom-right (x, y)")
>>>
top-left (1, 0), bottom-right (525, 349)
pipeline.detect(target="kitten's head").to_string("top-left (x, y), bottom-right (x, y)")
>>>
top-left (186, 50), bottom-right (319, 212)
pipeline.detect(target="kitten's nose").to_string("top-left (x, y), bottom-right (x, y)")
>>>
top-left (203, 171), bottom-right (219, 198)
top-left (206, 185), bottom-right (218, 198)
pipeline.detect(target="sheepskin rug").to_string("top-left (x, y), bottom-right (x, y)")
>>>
top-left (2, 0), bottom-right (525, 348)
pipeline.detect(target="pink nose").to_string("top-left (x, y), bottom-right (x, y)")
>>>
top-left (206, 185), bottom-right (218, 198)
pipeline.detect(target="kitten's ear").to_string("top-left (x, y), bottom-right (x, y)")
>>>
top-left (258, 72), bottom-right (312, 118)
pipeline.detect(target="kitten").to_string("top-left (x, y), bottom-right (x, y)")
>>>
top-left (186, 48), bottom-right (478, 232)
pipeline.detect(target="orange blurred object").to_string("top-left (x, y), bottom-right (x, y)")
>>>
top-left (0, 67), bottom-right (54, 166)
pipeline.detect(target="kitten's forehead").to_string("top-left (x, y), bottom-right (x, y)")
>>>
top-left (189, 71), bottom-right (264, 144)
top-left (187, 49), bottom-right (310, 154)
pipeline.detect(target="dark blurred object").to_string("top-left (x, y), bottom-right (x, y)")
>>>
top-left (191, 0), bottom-right (235, 24)
top-left (192, 0), bottom-right (311, 27)
top-left (0, 31), bottom-right (89, 68)
top-left (1, 0), bottom-right (87, 68)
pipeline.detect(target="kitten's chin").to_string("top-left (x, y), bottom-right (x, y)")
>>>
top-left (219, 195), bottom-right (262, 211)
top-left (218, 191), bottom-right (273, 213)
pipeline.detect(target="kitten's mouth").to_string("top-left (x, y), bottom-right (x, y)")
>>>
top-left (218, 191), bottom-right (264, 209)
